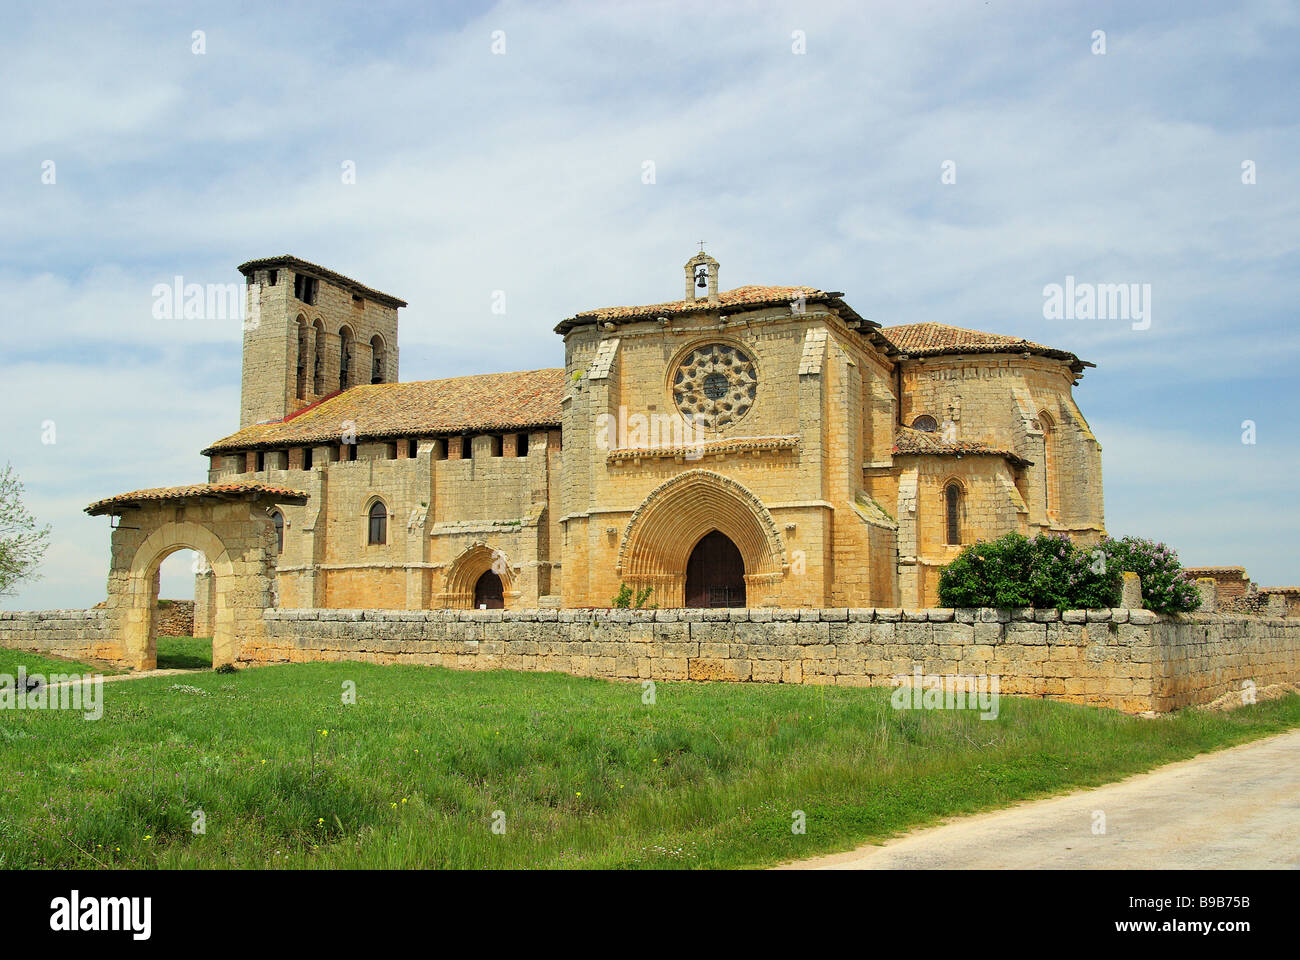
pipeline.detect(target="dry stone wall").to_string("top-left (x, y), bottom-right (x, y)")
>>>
top-left (4, 606), bottom-right (1297, 715)
top-left (1153, 615), bottom-right (1300, 711)
top-left (251, 606), bottom-right (1300, 714)
top-left (0, 610), bottom-right (119, 663)
top-left (156, 600), bottom-right (195, 637)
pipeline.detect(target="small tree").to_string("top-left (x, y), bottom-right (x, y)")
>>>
top-left (611, 584), bottom-right (655, 609)
top-left (0, 464), bottom-right (52, 598)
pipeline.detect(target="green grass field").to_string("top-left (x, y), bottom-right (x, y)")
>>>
top-left (0, 648), bottom-right (122, 677)
top-left (0, 636), bottom-right (209, 676)
top-left (0, 658), bottom-right (1296, 869)
top-left (156, 636), bottom-right (212, 670)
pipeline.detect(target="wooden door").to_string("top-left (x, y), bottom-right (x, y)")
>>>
top-left (474, 570), bottom-right (505, 609)
top-left (684, 530), bottom-right (746, 608)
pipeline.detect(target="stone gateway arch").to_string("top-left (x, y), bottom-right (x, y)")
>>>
top-left (85, 481), bottom-right (307, 669)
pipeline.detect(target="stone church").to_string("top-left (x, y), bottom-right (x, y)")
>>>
top-left (86, 250), bottom-right (1105, 662)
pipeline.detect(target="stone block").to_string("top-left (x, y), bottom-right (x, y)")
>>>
top-left (1121, 571), bottom-right (1144, 609)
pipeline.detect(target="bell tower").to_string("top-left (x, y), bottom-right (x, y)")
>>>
top-left (235, 256), bottom-right (406, 428)
top-left (684, 248), bottom-right (719, 302)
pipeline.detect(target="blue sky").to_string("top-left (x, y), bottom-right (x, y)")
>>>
top-left (2, 0), bottom-right (1297, 606)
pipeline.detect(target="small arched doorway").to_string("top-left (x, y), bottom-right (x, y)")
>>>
top-left (474, 570), bottom-right (505, 609)
top-left (136, 540), bottom-right (237, 671)
top-left (684, 530), bottom-right (746, 608)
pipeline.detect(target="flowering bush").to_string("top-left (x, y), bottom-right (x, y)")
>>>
top-left (1099, 536), bottom-right (1200, 614)
top-left (938, 532), bottom-right (1202, 612)
top-left (937, 532), bottom-right (1122, 610)
top-left (1026, 533), bottom-right (1122, 610)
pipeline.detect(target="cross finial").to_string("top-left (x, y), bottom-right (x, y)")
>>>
top-left (698, 240), bottom-right (706, 253)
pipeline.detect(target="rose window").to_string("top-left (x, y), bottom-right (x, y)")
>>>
top-left (671, 344), bottom-right (758, 430)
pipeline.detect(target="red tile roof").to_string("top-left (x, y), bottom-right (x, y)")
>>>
top-left (556, 285), bottom-right (874, 333)
top-left (879, 322), bottom-right (1091, 372)
top-left (86, 481), bottom-right (308, 516)
top-left (202, 368), bottom-right (565, 455)
top-left (892, 426), bottom-right (1032, 468)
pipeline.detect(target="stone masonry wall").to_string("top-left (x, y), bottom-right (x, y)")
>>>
top-left (251, 606), bottom-right (1300, 714)
top-left (0, 610), bottom-right (120, 664)
top-left (1154, 615), bottom-right (1300, 711)
top-left (156, 600), bottom-right (195, 637)
top-left (1183, 567), bottom-right (1251, 601)
top-left (4, 606), bottom-right (1297, 715)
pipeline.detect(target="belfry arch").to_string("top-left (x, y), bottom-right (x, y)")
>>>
top-left (616, 470), bottom-right (787, 607)
top-left (86, 482), bottom-right (307, 670)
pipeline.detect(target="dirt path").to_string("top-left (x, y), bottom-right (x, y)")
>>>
top-left (33, 668), bottom-right (201, 690)
top-left (784, 729), bottom-right (1300, 870)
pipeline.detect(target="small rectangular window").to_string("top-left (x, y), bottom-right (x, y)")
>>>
top-left (256, 451), bottom-right (265, 472)
top-left (386, 442), bottom-right (398, 460)
top-left (268, 269), bottom-right (278, 286)
top-left (517, 433), bottom-right (529, 457)
top-left (434, 439), bottom-right (448, 461)
top-left (303, 447), bottom-right (313, 470)
top-left (490, 435), bottom-right (503, 457)
top-left (408, 439), bottom-right (418, 458)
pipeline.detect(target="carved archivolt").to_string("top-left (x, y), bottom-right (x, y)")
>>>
top-left (616, 470), bottom-right (786, 580)
top-left (444, 540), bottom-right (516, 606)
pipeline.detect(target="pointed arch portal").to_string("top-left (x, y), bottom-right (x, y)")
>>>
top-left (617, 469), bottom-right (786, 607)
top-left (441, 541), bottom-right (518, 609)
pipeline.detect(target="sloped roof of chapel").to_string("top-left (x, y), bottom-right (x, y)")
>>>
top-left (555, 285), bottom-right (877, 333)
top-left (202, 368), bottom-right (566, 454)
top-left (892, 426), bottom-right (1033, 469)
top-left (879, 322), bottom-right (1092, 373)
